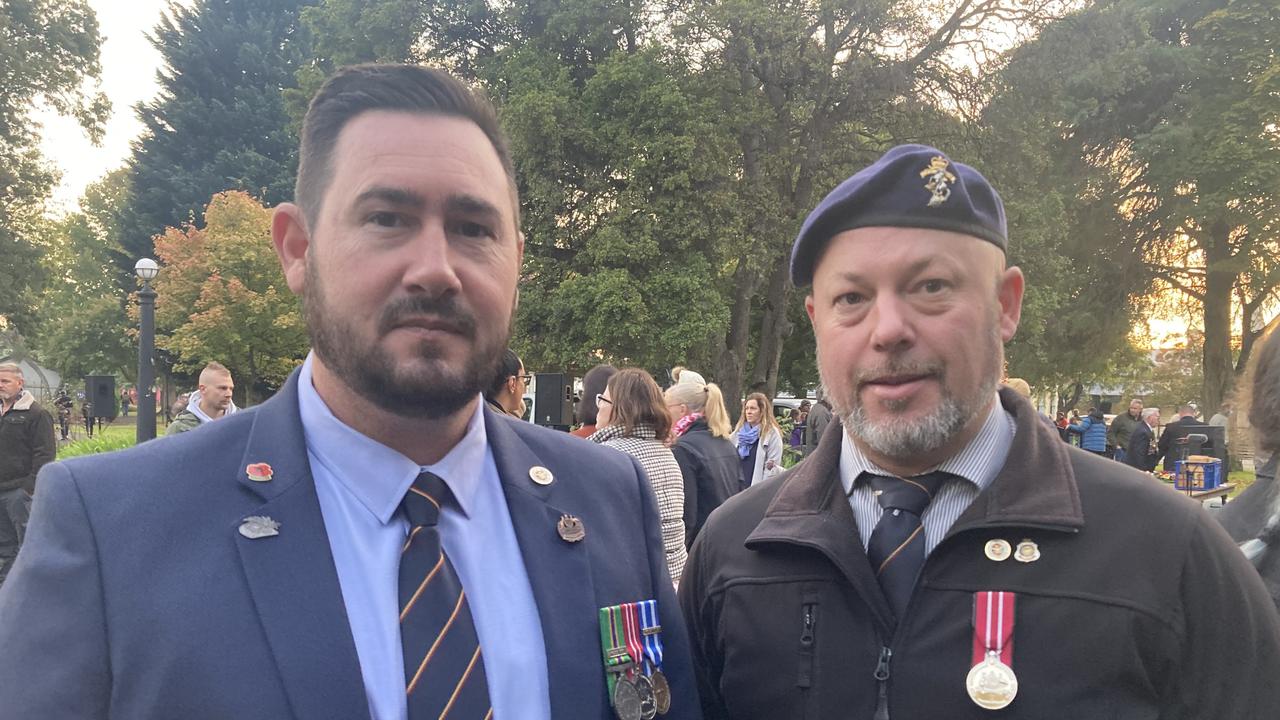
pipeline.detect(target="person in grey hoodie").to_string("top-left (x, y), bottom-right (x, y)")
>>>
top-left (166, 362), bottom-right (238, 435)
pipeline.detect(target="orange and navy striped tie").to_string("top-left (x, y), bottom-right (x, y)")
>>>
top-left (865, 471), bottom-right (951, 626)
top-left (399, 472), bottom-right (491, 720)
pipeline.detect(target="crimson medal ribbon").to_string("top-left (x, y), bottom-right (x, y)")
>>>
top-left (971, 591), bottom-right (1015, 667)
top-left (622, 602), bottom-right (645, 678)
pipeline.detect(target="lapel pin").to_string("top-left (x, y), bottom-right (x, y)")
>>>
top-left (984, 539), bottom-right (1012, 562)
top-left (246, 462), bottom-right (274, 483)
top-left (239, 515), bottom-right (280, 540)
top-left (529, 466), bottom-right (554, 486)
top-left (557, 514), bottom-right (585, 543)
top-left (1014, 539), bottom-right (1040, 563)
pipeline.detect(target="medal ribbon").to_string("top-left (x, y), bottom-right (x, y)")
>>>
top-left (621, 602), bottom-right (645, 679)
top-left (638, 599), bottom-right (665, 674)
top-left (599, 605), bottom-right (631, 699)
top-left (971, 591), bottom-right (1016, 667)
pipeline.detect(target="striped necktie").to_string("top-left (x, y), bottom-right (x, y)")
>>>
top-left (865, 471), bottom-right (951, 625)
top-left (399, 472), bottom-right (491, 719)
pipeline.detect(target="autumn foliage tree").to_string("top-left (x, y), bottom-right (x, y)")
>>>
top-left (151, 191), bottom-right (306, 401)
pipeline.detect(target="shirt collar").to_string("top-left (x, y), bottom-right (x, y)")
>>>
top-left (839, 395), bottom-right (1015, 493)
top-left (297, 353), bottom-right (488, 524)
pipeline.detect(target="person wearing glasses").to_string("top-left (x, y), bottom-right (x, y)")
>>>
top-left (589, 368), bottom-right (688, 584)
top-left (485, 348), bottom-right (529, 419)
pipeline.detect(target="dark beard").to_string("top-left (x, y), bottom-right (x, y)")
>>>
top-left (304, 260), bottom-right (508, 419)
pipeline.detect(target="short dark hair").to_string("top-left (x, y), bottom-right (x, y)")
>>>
top-left (296, 63), bottom-right (519, 230)
top-left (577, 364), bottom-right (617, 425)
top-left (603, 368), bottom-right (671, 440)
top-left (485, 349), bottom-right (523, 401)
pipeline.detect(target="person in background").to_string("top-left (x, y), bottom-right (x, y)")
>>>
top-left (1124, 408), bottom-right (1161, 472)
top-left (1157, 403), bottom-right (1215, 469)
top-left (483, 349), bottom-right (528, 419)
top-left (53, 390), bottom-right (72, 441)
top-left (80, 398), bottom-right (94, 438)
top-left (1108, 398), bottom-right (1143, 464)
top-left (589, 368), bottom-right (688, 582)
top-left (804, 393), bottom-right (833, 453)
top-left (666, 380), bottom-right (739, 548)
top-left (120, 388), bottom-right (131, 417)
top-left (730, 392), bottom-right (783, 490)
top-left (1218, 330), bottom-right (1280, 608)
top-left (570, 364), bottom-right (616, 438)
top-left (1209, 401), bottom-right (1232, 470)
top-left (166, 362), bottom-right (238, 435)
top-left (1067, 406), bottom-right (1108, 456)
top-left (0, 363), bottom-right (55, 587)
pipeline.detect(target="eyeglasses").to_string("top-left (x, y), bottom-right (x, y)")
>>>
top-left (517, 374), bottom-right (533, 383)
top-left (596, 393), bottom-right (613, 406)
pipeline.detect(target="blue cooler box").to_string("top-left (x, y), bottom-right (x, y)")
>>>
top-left (1174, 459), bottom-right (1222, 490)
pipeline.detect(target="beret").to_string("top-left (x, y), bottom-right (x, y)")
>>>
top-left (790, 144), bottom-right (1007, 287)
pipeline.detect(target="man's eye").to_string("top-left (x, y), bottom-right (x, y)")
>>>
top-left (368, 212), bottom-right (403, 228)
top-left (835, 292), bottom-right (866, 306)
top-left (921, 279), bottom-right (948, 293)
top-left (455, 221), bottom-right (494, 238)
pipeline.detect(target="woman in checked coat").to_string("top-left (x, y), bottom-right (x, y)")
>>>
top-left (589, 368), bottom-right (688, 584)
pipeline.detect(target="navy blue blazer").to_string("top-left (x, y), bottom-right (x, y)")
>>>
top-left (0, 372), bottom-right (701, 720)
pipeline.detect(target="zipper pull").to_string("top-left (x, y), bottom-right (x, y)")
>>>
top-left (800, 603), bottom-right (816, 646)
top-left (873, 646), bottom-right (892, 720)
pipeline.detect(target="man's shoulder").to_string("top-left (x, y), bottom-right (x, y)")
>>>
top-left (1066, 445), bottom-right (1199, 521)
top-left (693, 472), bottom-right (786, 551)
top-left (165, 409), bottom-right (202, 434)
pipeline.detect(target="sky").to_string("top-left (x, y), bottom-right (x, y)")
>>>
top-left (36, 0), bottom-right (178, 211)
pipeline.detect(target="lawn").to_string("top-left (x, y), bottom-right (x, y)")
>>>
top-left (56, 422), bottom-right (173, 460)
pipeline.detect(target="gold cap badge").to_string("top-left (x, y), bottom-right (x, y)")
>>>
top-left (919, 156), bottom-right (956, 207)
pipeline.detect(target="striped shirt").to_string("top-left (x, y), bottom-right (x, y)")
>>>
top-left (840, 397), bottom-right (1016, 555)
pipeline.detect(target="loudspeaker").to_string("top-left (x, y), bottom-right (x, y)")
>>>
top-left (84, 375), bottom-right (118, 418)
top-left (533, 372), bottom-right (574, 428)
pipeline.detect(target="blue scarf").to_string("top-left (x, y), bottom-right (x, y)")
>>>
top-left (737, 422), bottom-right (761, 458)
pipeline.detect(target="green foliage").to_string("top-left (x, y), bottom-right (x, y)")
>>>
top-left (0, 0), bottom-right (107, 331)
top-left (117, 0), bottom-right (315, 270)
top-left (151, 192), bottom-right (307, 401)
top-left (57, 424), bottom-right (136, 460)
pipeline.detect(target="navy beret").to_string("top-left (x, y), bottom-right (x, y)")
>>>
top-left (790, 144), bottom-right (1007, 287)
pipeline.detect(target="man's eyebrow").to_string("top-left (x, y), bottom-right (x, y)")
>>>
top-left (446, 194), bottom-right (502, 222)
top-left (352, 186), bottom-right (427, 209)
top-left (833, 257), bottom-right (949, 285)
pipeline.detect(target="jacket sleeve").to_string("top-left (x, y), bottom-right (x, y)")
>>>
top-left (1170, 513), bottom-right (1280, 717)
top-left (628, 454), bottom-right (703, 720)
top-left (762, 430), bottom-right (783, 479)
top-left (0, 462), bottom-right (111, 718)
top-left (1106, 418), bottom-right (1118, 448)
top-left (678, 529), bottom-right (729, 720)
top-left (22, 407), bottom-right (57, 493)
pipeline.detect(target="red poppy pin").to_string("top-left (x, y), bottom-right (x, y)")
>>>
top-left (246, 462), bottom-right (274, 483)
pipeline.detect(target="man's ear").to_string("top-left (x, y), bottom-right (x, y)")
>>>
top-left (272, 203), bottom-right (311, 294)
top-left (996, 266), bottom-right (1025, 343)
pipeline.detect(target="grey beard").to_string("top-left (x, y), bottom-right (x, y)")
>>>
top-left (835, 376), bottom-right (995, 459)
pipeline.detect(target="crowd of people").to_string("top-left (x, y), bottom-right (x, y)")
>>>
top-left (1, 62), bottom-right (1279, 720)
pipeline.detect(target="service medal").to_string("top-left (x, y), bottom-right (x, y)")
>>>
top-left (650, 669), bottom-right (672, 714)
top-left (613, 677), bottom-right (643, 720)
top-left (634, 673), bottom-right (658, 720)
top-left (966, 655), bottom-right (1019, 710)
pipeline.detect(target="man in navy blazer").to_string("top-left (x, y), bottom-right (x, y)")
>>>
top-left (0, 64), bottom-right (700, 720)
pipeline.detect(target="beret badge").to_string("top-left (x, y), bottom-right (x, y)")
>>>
top-left (919, 156), bottom-right (956, 207)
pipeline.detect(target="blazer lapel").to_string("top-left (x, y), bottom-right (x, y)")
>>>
top-left (486, 411), bottom-right (605, 719)
top-left (233, 372), bottom-right (370, 720)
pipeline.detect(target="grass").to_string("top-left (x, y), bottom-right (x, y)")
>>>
top-left (57, 425), bottom-right (138, 460)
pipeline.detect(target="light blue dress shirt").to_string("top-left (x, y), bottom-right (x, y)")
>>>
top-left (298, 355), bottom-right (551, 720)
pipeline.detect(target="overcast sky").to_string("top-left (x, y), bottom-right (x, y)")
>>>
top-left (36, 0), bottom-right (177, 211)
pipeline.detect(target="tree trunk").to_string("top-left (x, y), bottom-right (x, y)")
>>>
top-left (748, 260), bottom-right (792, 398)
top-left (1201, 222), bottom-right (1235, 415)
top-left (715, 257), bottom-right (757, 420)
top-left (1061, 381), bottom-right (1084, 412)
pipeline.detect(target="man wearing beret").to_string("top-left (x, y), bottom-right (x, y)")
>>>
top-left (678, 144), bottom-right (1280, 718)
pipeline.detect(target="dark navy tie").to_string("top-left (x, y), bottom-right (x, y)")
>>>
top-left (399, 473), bottom-right (492, 719)
top-left (865, 471), bottom-right (951, 625)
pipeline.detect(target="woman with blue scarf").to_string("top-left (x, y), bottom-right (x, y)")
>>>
top-left (730, 393), bottom-right (783, 491)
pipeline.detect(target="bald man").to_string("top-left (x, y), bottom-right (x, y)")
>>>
top-left (167, 362), bottom-right (238, 436)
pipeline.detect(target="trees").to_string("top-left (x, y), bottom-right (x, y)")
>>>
top-left (151, 192), bottom-right (307, 401)
top-left (990, 0), bottom-right (1280, 413)
top-left (0, 0), bottom-right (107, 331)
top-left (116, 0), bottom-right (314, 272)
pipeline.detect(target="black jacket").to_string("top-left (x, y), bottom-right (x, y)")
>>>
top-left (0, 392), bottom-right (56, 493)
top-left (672, 419), bottom-right (740, 549)
top-left (1124, 421), bottom-right (1158, 471)
top-left (1216, 456), bottom-right (1280, 610)
top-left (679, 389), bottom-right (1280, 719)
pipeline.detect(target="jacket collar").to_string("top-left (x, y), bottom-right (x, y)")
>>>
top-left (1, 389), bottom-right (34, 414)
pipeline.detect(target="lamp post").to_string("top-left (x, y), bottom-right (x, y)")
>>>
top-left (135, 258), bottom-right (159, 442)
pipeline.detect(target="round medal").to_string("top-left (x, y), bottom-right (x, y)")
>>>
top-left (965, 656), bottom-right (1019, 710)
top-left (650, 669), bottom-right (672, 714)
top-left (984, 539), bottom-right (1011, 562)
top-left (633, 673), bottom-right (658, 720)
top-left (613, 677), bottom-right (643, 720)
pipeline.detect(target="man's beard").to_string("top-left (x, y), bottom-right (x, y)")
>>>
top-left (823, 322), bottom-right (1001, 461)
top-left (304, 260), bottom-right (509, 420)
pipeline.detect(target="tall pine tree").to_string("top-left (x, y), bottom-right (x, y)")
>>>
top-left (117, 0), bottom-right (315, 270)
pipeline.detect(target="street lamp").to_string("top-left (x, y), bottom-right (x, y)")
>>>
top-left (135, 258), bottom-right (159, 442)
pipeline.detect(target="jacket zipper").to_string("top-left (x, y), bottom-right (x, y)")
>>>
top-left (798, 602), bottom-right (817, 689)
top-left (872, 645), bottom-right (892, 720)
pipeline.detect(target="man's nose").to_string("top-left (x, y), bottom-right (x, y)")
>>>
top-left (868, 295), bottom-right (916, 353)
top-left (402, 221), bottom-right (463, 296)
